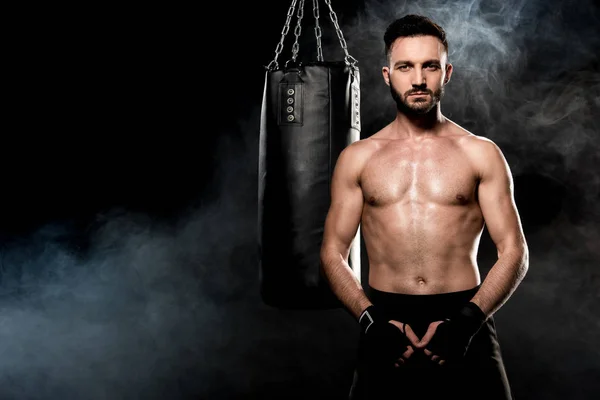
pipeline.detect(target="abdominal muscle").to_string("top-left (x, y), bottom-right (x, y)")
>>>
top-left (362, 200), bottom-right (484, 295)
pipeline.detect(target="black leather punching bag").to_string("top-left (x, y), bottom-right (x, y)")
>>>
top-left (258, 60), bottom-right (361, 309)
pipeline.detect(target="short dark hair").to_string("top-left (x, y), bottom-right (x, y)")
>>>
top-left (384, 14), bottom-right (448, 62)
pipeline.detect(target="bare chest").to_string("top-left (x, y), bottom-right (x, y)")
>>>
top-left (360, 140), bottom-right (479, 206)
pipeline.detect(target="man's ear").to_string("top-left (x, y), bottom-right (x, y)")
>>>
top-left (382, 66), bottom-right (391, 86)
top-left (444, 63), bottom-right (453, 85)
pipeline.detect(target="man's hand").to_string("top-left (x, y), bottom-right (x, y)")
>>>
top-left (389, 321), bottom-right (420, 367)
top-left (359, 306), bottom-right (413, 367)
top-left (416, 302), bottom-right (487, 365)
top-left (415, 321), bottom-right (447, 365)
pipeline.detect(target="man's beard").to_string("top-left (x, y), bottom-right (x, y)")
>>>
top-left (390, 84), bottom-right (444, 116)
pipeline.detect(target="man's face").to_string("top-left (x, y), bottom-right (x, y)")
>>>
top-left (382, 35), bottom-right (452, 115)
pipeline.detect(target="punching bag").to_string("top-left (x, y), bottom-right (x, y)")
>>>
top-left (258, 0), bottom-right (361, 309)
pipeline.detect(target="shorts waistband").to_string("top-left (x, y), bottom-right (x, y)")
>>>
top-left (367, 284), bottom-right (481, 323)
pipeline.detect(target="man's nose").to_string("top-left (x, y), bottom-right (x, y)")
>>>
top-left (411, 68), bottom-right (425, 86)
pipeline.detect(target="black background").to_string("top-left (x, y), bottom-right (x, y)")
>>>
top-left (1, 1), bottom-right (599, 399)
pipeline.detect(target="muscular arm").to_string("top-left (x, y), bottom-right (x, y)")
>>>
top-left (320, 144), bottom-right (372, 320)
top-left (470, 139), bottom-right (529, 317)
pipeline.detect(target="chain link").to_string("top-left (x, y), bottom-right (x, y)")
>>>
top-left (313, 0), bottom-right (323, 62)
top-left (323, 0), bottom-right (358, 67)
top-left (290, 0), bottom-right (305, 62)
top-left (268, 0), bottom-right (357, 69)
top-left (268, 0), bottom-right (298, 70)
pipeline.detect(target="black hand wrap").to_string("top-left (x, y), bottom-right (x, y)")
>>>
top-left (359, 305), bottom-right (410, 366)
top-left (426, 301), bottom-right (487, 362)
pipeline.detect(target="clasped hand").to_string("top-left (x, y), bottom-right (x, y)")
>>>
top-left (389, 320), bottom-right (447, 367)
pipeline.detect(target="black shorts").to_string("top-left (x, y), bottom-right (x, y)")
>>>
top-left (349, 285), bottom-right (513, 400)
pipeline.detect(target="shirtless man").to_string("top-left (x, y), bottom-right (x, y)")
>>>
top-left (320, 15), bottom-right (529, 399)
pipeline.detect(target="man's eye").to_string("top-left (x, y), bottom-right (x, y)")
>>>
top-left (427, 65), bottom-right (440, 70)
top-left (398, 65), bottom-right (409, 70)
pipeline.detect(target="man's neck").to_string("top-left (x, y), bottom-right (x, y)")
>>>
top-left (392, 105), bottom-right (446, 139)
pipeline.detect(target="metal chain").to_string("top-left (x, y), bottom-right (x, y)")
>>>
top-left (268, 0), bottom-right (357, 69)
top-left (313, 0), bottom-right (323, 62)
top-left (267, 0), bottom-right (298, 70)
top-left (290, 0), bottom-right (305, 62)
top-left (323, 0), bottom-right (358, 66)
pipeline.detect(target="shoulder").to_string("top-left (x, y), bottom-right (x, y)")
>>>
top-left (461, 134), bottom-right (504, 158)
top-left (335, 136), bottom-right (383, 169)
top-left (447, 122), bottom-right (510, 178)
top-left (331, 136), bottom-right (387, 186)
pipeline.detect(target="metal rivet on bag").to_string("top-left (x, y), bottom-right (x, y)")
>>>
top-left (287, 98), bottom-right (294, 104)
top-left (286, 106), bottom-right (294, 113)
top-left (287, 89), bottom-right (295, 95)
top-left (287, 115), bottom-right (295, 121)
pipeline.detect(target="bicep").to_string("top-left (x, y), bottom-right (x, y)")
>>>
top-left (478, 143), bottom-right (526, 253)
top-left (321, 150), bottom-right (364, 257)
